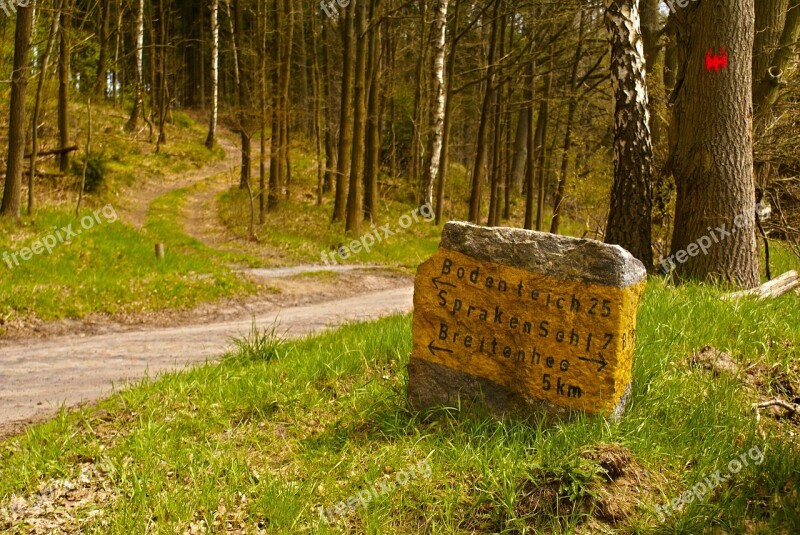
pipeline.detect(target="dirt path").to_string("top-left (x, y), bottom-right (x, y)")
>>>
top-left (0, 132), bottom-right (416, 438)
top-left (0, 285), bottom-right (412, 438)
top-left (117, 136), bottom-right (241, 229)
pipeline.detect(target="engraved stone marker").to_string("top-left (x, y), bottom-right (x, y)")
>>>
top-left (408, 222), bottom-right (647, 419)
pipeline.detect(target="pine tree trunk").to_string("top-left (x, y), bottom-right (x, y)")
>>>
top-left (551, 10), bottom-right (586, 235)
top-left (535, 65), bottom-right (551, 232)
top-left (333, 4), bottom-right (354, 222)
top-left (29, 0), bottom-right (62, 215)
top-left (1, 3), bottom-right (34, 218)
top-left (604, 0), bottom-right (655, 271)
top-left (668, 0), bottom-right (759, 287)
top-left (345, 1), bottom-right (367, 234)
top-left (467, 0), bottom-right (501, 223)
top-left (268, 0), bottom-right (282, 210)
top-left (94, 0), bottom-right (111, 97)
top-left (310, 3), bottom-right (324, 205)
top-left (321, 21), bottom-right (336, 194)
top-left (362, 0), bottom-right (382, 222)
top-left (524, 61), bottom-right (536, 230)
top-left (58, 2), bottom-right (72, 174)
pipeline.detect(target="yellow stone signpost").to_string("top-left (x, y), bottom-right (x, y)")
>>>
top-left (408, 222), bottom-right (647, 419)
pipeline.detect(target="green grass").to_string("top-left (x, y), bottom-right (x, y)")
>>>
top-left (0, 204), bottom-right (257, 323)
top-left (0, 107), bottom-right (264, 324)
top-left (1, 279), bottom-right (798, 533)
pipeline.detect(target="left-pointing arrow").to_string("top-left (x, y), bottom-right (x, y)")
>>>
top-left (431, 277), bottom-right (456, 290)
top-left (428, 341), bottom-right (453, 356)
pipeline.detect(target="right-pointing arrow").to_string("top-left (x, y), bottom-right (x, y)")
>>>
top-left (578, 353), bottom-right (608, 373)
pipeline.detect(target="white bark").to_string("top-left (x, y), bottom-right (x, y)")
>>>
top-left (135, 0), bottom-right (143, 90)
top-left (206, 0), bottom-right (219, 148)
top-left (423, 0), bottom-right (449, 207)
top-left (126, 0), bottom-right (144, 129)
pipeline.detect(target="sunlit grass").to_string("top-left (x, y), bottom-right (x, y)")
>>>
top-left (1, 279), bottom-right (797, 533)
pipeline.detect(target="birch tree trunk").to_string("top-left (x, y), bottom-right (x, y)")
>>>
top-left (126, 0), bottom-right (145, 131)
top-left (434, 0), bottom-right (461, 225)
top-left (604, 0), bottom-right (655, 271)
top-left (205, 0), bottom-right (219, 149)
top-left (419, 0), bottom-right (449, 209)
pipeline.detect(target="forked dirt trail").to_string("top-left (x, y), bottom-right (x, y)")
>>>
top-left (0, 134), bottom-right (415, 438)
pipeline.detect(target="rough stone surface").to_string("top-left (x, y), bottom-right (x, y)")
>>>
top-left (408, 222), bottom-right (647, 420)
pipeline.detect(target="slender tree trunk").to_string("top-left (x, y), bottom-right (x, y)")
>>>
top-left (752, 0), bottom-right (800, 187)
top-left (551, 10), bottom-right (586, 235)
top-left (668, 0), bottom-right (759, 287)
top-left (333, 4), bottom-right (354, 222)
top-left (268, 0), bottom-right (282, 210)
top-left (231, 0), bottom-right (252, 189)
top-left (113, 4), bottom-right (123, 106)
top-left (345, 1), bottom-right (367, 234)
top-left (511, 108), bottom-right (529, 195)
top-left (321, 21), bottom-right (336, 194)
top-left (524, 62), bottom-right (536, 230)
top-left (279, 0), bottom-right (294, 197)
top-left (259, 0), bottom-right (268, 221)
top-left (94, 0), bottom-right (111, 97)
top-left (205, 0), bottom-right (219, 149)
top-left (467, 0), bottom-right (501, 223)
top-left (126, 0), bottom-right (144, 131)
top-left (604, 0), bottom-right (655, 271)
top-left (363, 0), bottom-right (382, 222)
top-left (155, 0), bottom-right (169, 151)
top-left (488, 9), bottom-right (508, 226)
top-left (419, 0), bottom-right (449, 208)
top-left (434, 0), bottom-right (461, 225)
top-left (535, 63), bottom-right (552, 231)
top-left (29, 0), bottom-right (62, 215)
top-left (58, 1), bottom-right (72, 174)
top-left (409, 0), bottom-right (430, 188)
top-left (310, 0), bottom-right (325, 205)
top-left (1, 3), bottom-right (34, 218)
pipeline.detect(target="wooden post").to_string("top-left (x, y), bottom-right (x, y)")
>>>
top-left (155, 243), bottom-right (165, 260)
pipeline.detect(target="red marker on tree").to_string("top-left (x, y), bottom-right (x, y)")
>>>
top-left (706, 47), bottom-right (728, 71)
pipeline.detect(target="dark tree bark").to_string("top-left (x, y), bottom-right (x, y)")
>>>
top-left (668, 0), bottom-right (759, 287)
top-left (321, 21), bottom-right (336, 194)
top-left (551, 10), bottom-right (586, 235)
top-left (333, 4), bottom-right (354, 222)
top-left (345, 1), bottom-right (367, 234)
top-left (468, 0), bottom-right (501, 223)
top-left (93, 0), bottom-right (111, 97)
top-left (29, 0), bottom-right (62, 215)
top-left (604, 0), bottom-right (655, 271)
top-left (363, 0), bottom-right (382, 222)
top-left (58, 1), bottom-right (73, 174)
top-left (1, 3), bottom-right (34, 218)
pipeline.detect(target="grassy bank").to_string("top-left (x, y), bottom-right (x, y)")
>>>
top-left (1, 277), bottom-right (798, 533)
